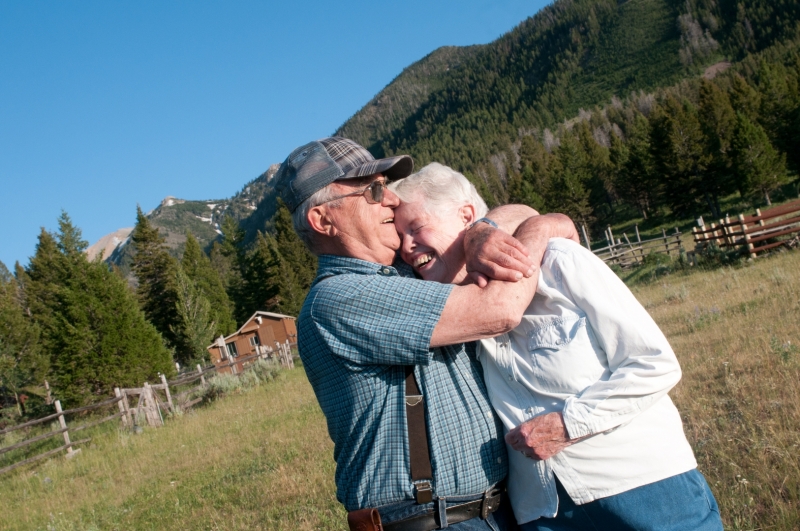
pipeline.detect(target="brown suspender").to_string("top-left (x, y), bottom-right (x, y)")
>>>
top-left (404, 365), bottom-right (433, 504)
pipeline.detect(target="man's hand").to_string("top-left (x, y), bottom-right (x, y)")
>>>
top-left (505, 412), bottom-right (579, 461)
top-left (464, 223), bottom-right (533, 287)
top-left (465, 213), bottom-right (580, 288)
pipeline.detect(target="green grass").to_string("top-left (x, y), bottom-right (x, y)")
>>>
top-left (0, 369), bottom-right (346, 531)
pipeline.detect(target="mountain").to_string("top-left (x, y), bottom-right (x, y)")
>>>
top-left (336, 0), bottom-right (800, 204)
top-left (94, 164), bottom-right (281, 273)
top-left (90, 0), bottom-right (800, 262)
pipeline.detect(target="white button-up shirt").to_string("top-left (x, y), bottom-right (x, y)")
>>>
top-left (477, 238), bottom-right (697, 524)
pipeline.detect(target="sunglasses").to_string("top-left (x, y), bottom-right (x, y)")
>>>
top-left (321, 179), bottom-right (387, 205)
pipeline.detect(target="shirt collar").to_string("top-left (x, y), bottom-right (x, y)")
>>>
top-left (314, 254), bottom-right (415, 284)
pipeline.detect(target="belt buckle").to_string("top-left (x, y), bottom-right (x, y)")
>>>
top-left (414, 481), bottom-right (433, 504)
top-left (480, 486), bottom-right (501, 519)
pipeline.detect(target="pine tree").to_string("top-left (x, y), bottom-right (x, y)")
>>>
top-left (575, 121), bottom-right (614, 217)
top-left (0, 260), bottom-right (11, 284)
top-left (130, 206), bottom-right (182, 351)
top-left (650, 97), bottom-right (714, 219)
top-left (698, 79), bottom-right (738, 201)
top-left (23, 214), bottom-right (173, 406)
top-left (214, 215), bottom-right (247, 324)
top-left (0, 266), bottom-right (47, 415)
top-left (181, 233), bottom-right (236, 337)
top-left (546, 133), bottom-right (593, 227)
top-left (273, 200), bottom-right (317, 294)
top-left (729, 74), bottom-right (761, 121)
top-left (511, 136), bottom-right (550, 212)
top-left (171, 266), bottom-right (215, 365)
top-left (238, 232), bottom-right (280, 320)
top-left (731, 113), bottom-right (789, 206)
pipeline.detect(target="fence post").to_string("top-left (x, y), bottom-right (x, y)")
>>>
top-left (114, 388), bottom-right (129, 428)
top-left (142, 383), bottom-right (162, 427)
top-left (44, 380), bottom-right (52, 405)
top-left (196, 364), bottom-right (206, 386)
top-left (623, 233), bottom-right (640, 266)
top-left (756, 208), bottom-right (765, 227)
top-left (160, 374), bottom-right (174, 413)
top-left (739, 214), bottom-right (756, 258)
top-left (580, 224), bottom-right (591, 250)
top-left (662, 228), bottom-right (669, 256)
top-left (54, 400), bottom-right (78, 458)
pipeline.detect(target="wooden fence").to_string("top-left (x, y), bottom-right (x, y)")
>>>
top-left (691, 199), bottom-right (800, 259)
top-left (1, 343), bottom-right (297, 475)
top-left (584, 224), bottom-right (683, 268)
top-left (0, 396), bottom-right (123, 475)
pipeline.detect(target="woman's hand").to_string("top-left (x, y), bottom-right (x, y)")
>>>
top-left (505, 412), bottom-right (581, 461)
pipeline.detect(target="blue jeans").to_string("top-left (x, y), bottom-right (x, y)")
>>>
top-left (520, 469), bottom-right (722, 531)
top-left (378, 492), bottom-right (519, 530)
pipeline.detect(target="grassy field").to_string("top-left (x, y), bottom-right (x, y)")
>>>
top-left (2, 249), bottom-right (800, 530)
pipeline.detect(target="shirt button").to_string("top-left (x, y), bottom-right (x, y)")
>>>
top-left (486, 411), bottom-right (493, 418)
top-left (507, 376), bottom-right (513, 381)
top-left (497, 457), bottom-right (503, 464)
top-left (381, 267), bottom-right (391, 274)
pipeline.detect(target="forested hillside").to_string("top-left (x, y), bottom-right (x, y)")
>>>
top-left (337, 0), bottom-right (800, 234)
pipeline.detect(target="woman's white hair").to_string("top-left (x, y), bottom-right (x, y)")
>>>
top-left (389, 162), bottom-right (488, 219)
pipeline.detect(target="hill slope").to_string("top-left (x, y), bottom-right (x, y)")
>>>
top-left (336, 0), bottom-right (799, 200)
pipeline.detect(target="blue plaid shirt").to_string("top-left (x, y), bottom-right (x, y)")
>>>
top-left (298, 255), bottom-right (507, 511)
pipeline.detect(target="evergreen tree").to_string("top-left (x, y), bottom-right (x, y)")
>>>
top-left (575, 121), bottom-right (614, 217)
top-left (181, 233), bottom-right (236, 337)
top-left (698, 79), bottom-right (738, 200)
top-left (130, 206), bottom-right (182, 351)
top-left (0, 260), bottom-right (11, 284)
top-left (171, 266), bottom-right (215, 365)
top-left (213, 215), bottom-right (247, 325)
top-left (609, 130), bottom-right (653, 219)
top-left (650, 97), bottom-right (714, 219)
top-left (511, 135), bottom-right (550, 212)
top-left (0, 266), bottom-right (47, 415)
top-left (23, 214), bottom-right (173, 406)
top-left (273, 199), bottom-right (317, 294)
top-left (731, 113), bottom-right (789, 206)
top-left (238, 231), bottom-right (280, 320)
top-left (729, 74), bottom-right (762, 121)
top-left (546, 133), bottom-right (593, 227)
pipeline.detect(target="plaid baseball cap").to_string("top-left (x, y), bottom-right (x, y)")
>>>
top-left (274, 136), bottom-right (413, 212)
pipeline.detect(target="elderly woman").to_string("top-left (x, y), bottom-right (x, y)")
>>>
top-left (389, 163), bottom-right (723, 531)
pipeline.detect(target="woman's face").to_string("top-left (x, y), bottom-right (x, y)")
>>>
top-left (393, 196), bottom-right (476, 284)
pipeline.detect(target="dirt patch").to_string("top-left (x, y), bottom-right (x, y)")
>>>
top-left (702, 61), bottom-right (732, 80)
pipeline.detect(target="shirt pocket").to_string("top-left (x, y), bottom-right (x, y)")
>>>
top-left (522, 315), bottom-right (606, 395)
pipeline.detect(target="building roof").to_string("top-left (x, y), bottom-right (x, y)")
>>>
top-left (206, 310), bottom-right (296, 351)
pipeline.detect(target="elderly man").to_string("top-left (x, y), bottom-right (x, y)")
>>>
top-left (273, 136), bottom-right (577, 530)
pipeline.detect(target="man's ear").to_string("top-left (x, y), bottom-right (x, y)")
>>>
top-left (459, 204), bottom-right (478, 227)
top-left (308, 205), bottom-right (337, 237)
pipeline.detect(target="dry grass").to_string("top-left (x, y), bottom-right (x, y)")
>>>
top-left (2, 250), bottom-right (800, 530)
top-left (631, 250), bottom-right (800, 530)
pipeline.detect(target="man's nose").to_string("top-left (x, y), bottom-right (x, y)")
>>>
top-left (383, 187), bottom-right (400, 207)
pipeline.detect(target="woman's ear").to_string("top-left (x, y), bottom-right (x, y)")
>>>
top-left (308, 205), bottom-right (337, 237)
top-left (458, 204), bottom-right (477, 227)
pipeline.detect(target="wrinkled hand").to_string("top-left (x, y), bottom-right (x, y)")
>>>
top-left (464, 224), bottom-right (534, 288)
top-left (505, 412), bottom-right (577, 461)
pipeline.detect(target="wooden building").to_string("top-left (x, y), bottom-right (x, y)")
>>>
top-left (206, 311), bottom-right (297, 374)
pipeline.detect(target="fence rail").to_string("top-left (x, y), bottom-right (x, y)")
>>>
top-left (1, 342), bottom-right (298, 475)
top-left (585, 224), bottom-right (683, 268)
top-left (692, 199), bottom-right (800, 258)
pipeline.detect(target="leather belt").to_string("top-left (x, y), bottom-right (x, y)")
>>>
top-left (382, 487), bottom-right (505, 531)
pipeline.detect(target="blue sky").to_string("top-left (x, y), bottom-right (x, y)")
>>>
top-left (0, 0), bottom-right (551, 269)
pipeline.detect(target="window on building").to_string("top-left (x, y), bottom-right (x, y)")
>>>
top-left (226, 342), bottom-right (238, 357)
top-left (249, 335), bottom-right (260, 346)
